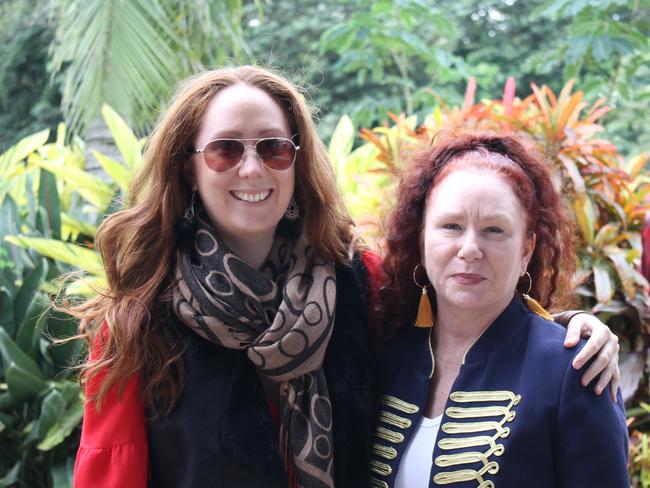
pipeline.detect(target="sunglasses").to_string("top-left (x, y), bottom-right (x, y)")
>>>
top-left (192, 137), bottom-right (300, 173)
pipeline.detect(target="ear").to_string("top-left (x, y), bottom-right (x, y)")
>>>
top-left (520, 232), bottom-right (536, 275)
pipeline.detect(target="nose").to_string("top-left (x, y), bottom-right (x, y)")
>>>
top-left (237, 145), bottom-right (264, 178)
top-left (457, 230), bottom-right (483, 262)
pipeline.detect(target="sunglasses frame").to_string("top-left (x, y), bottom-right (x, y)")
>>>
top-left (192, 136), bottom-right (300, 173)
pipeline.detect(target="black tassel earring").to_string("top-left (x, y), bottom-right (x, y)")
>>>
top-left (175, 191), bottom-right (196, 242)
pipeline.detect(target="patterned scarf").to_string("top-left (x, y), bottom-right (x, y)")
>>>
top-left (172, 206), bottom-right (337, 488)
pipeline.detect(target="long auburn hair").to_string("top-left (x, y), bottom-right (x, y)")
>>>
top-left (379, 131), bottom-right (576, 346)
top-left (69, 66), bottom-right (355, 413)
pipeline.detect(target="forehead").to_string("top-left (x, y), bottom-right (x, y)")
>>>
top-left (426, 168), bottom-right (523, 217)
top-left (198, 83), bottom-right (291, 137)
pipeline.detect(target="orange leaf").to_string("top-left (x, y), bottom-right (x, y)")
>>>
top-left (462, 77), bottom-right (477, 115)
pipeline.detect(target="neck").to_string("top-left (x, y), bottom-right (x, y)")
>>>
top-left (433, 302), bottom-right (506, 356)
top-left (222, 231), bottom-right (275, 269)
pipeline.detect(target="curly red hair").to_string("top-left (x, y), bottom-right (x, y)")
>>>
top-left (379, 131), bottom-right (576, 344)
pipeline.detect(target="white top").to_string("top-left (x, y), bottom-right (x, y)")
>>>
top-left (395, 414), bottom-right (443, 488)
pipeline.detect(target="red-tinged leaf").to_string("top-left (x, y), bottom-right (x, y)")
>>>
top-left (531, 83), bottom-right (553, 139)
top-left (591, 191), bottom-right (628, 227)
top-left (502, 77), bottom-right (516, 116)
top-left (558, 154), bottom-right (586, 192)
top-left (556, 82), bottom-right (583, 130)
top-left (625, 152), bottom-right (649, 178)
top-left (461, 77), bottom-right (476, 115)
top-left (543, 84), bottom-right (558, 106)
top-left (584, 98), bottom-right (612, 123)
top-left (558, 79), bottom-right (576, 106)
top-left (592, 262), bottom-right (614, 304)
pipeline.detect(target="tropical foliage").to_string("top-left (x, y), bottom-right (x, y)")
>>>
top-left (0, 108), bottom-right (141, 487)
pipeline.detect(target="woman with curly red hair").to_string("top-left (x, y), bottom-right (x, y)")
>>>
top-left (370, 132), bottom-right (628, 487)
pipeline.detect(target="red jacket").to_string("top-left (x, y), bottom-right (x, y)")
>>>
top-left (73, 251), bottom-right (384, 488)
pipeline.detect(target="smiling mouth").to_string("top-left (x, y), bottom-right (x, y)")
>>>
top-left (231, 189), bottom-right (273, 203)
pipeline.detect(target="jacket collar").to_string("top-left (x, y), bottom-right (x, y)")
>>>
top-left (462, 294), bottom-right (528, 364)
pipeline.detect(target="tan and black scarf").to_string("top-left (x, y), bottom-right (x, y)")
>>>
top-left (172, 206), bottom-right (337, 488)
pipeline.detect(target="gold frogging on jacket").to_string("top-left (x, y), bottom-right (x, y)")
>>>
top-left (433, 390), bottom-right (522, 488)
top-left (370, 395), bottom-right (420, 486)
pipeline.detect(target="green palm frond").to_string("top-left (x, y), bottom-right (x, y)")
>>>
top-left (167, 0), bottom-right (252, 70)
top-left (51, 0), bottom-right (184, 135)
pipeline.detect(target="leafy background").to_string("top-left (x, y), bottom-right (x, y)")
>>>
top-left (0, 0), bottom-right (649, 486)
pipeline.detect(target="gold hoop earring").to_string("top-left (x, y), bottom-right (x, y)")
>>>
top-left (519, 271), bottom-right (553, 321)
top-left (521, 271), bottom-right (532, 295)
top-left (413, 264), bottom-right (434, 328)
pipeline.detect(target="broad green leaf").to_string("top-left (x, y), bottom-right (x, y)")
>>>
top-left (0, 288), bottom-right (14, 335)
top-left (38, 169), bottom-right (62, 240)
top-left (101, 105), bottom-right (144, 171)
top-left (0, 391), bottom-right (19, 410)
top-left (573, 193), bottom-right (596, 245)
top-left (13, 259), bottom-right (46, 331)
top-left (5, 236), bottom-right (103, 275)
top-left (592, 263), bottom-right (614, 304)
top-left (92, 151), bottom-right (132, 194)
top-left (0, 461), bottom-right (20, 486)
top-left (52, 457), bottom-right (75, 488)
top-left (38, 397), bottom-right (84, 451)
top-left (0, 327), bottom-right (44, 379)
top-left (16, 295), bottom-right (49, 357)
top-left (30, 155), bottom-right (114, 211)
top-left (28, 389), bottom-right (67, 444)
top-left (4, 360), bottom-right (49, 401)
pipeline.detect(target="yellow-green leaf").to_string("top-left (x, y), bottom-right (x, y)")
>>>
top-left (92, 150), bottom-right (132, 194)
top-left (4, 236), bottom-right (103, 275)
top-left (30, 155), bottom-right (114, 210)
top-left (573, 193), bottom-right (596, 245)
top-left (101, 104), bottom-right (144, 171)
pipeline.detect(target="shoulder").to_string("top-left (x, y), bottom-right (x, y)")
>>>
top-left (335, 249), bottom-right (384, 294)
top-left (522, 312), bottom-right (587, 364)
top-left (360, 249), bottom-right (385, 286)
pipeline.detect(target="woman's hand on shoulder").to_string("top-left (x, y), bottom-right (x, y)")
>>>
top-left (563, 312), bottom-right (620, 401)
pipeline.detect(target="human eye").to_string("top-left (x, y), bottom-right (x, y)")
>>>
top-left (442, 223), bottom-right (462, 231)
top-left (484, 226), bottom-right (504, 234)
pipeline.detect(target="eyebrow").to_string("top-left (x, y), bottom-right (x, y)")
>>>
top-left (207, 128), bottom-right (289, 140)
top-left (433, 212), bottom-right (511, 222)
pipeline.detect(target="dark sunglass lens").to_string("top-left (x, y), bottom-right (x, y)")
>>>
top-left (204, 139), bottom-right (244, 172)
top-left (257, 138), bottom-right (295, 170)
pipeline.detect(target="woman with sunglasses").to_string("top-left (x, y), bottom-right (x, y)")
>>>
top-left (72, 66), bottom-right (621, 488)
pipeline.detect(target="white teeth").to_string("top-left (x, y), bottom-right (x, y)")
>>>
top-left (232, 190), bottom-right (271, 202)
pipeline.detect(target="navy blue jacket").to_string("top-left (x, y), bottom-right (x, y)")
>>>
top-left (371, 295), bottom-right (629, 488)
